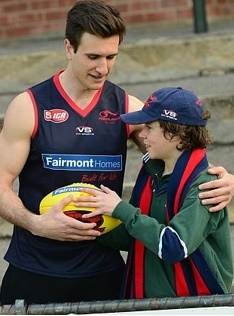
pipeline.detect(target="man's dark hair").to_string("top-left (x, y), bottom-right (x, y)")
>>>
top-left (65, 0), bottom-right (126, 52)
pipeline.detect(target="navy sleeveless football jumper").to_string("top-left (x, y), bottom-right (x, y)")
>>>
top-left (4, 72), bottom-right (128, 277)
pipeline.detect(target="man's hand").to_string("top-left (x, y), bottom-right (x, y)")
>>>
top-left (32, 195), bottom-right (101, 241)
top-left (199, 166), bottom-right (234, 212)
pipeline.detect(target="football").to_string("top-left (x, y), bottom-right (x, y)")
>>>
top-left (39, 182), bottom-right (121, 234)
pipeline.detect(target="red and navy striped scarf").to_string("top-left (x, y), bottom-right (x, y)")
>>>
top-left (122, 148), bottom-right (224, 298)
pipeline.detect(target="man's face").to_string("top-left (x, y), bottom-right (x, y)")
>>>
top-left (65, 33), bottom-right (119, 90)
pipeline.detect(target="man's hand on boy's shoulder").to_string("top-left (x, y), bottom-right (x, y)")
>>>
top-left (199, 166), bottom-right (234, 212)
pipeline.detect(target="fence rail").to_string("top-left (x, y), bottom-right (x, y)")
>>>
top-left (1, 294), bottom-right (234, 315)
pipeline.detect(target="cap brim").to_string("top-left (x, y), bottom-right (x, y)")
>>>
top-left (120, 110), bottom-right (155, 125)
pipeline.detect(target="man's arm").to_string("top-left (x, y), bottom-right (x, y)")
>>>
top-left (127, 94), bottom-right (145, 152)
top-left (0, 92), bottom-right (100, 241)
top-left (199, 166), bottom-right (234, 212)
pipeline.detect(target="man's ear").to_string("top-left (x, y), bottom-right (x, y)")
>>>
top-left (64, 39), bottom-right (74, 60)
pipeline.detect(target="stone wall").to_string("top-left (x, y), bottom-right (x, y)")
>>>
top-left (1, 0), bottom-right (234, 41)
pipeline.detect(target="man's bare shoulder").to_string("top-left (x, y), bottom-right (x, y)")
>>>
top-left (3, 91), bottom-right (35, 137)
top-left (125, 95), bottom-right (145, 153)
top-left (128, 94), bottom-right (144, 112)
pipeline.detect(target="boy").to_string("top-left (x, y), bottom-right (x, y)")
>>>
top-left (77, 87), bottom-right (234, 298)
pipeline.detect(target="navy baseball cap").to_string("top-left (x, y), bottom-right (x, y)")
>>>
top-left (121, 87), bottom-right (207, 126)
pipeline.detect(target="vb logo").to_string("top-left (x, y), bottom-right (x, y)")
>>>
top-left (76, 126), bottom-right (93, 133)
top-left (163, 110), bottom-right (177, 118)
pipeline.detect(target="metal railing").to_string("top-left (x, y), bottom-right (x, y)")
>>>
top-left (1, 294), bottom-right (234, 315)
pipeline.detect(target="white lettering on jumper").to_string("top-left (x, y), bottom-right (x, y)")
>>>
top-left (42, 154), bottom-right (122, 171)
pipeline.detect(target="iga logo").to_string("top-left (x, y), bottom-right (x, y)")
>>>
top-left (44, 109), bottom-right (69, 123)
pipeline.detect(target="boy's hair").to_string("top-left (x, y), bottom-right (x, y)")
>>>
top-left (159, 109), bottom-right (213, 151)
top-left (65, 0), bottom-right (126, 52)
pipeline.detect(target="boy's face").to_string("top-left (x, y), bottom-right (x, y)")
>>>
top-left (139, 121), bottom-right (180, 160)
top-left (64, 32), bottom-right (119, 90)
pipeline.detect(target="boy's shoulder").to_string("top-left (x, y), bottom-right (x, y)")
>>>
top-left (193, 167), bottom-right (218, 186)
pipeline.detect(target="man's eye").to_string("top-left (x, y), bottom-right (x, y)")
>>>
top-left (88, 55), bottom-right (98, 60)
top-left (107, 55), bottom-right (116, 60)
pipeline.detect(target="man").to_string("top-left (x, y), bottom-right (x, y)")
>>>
top-left (0, 0), bottom-right (233, 305)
